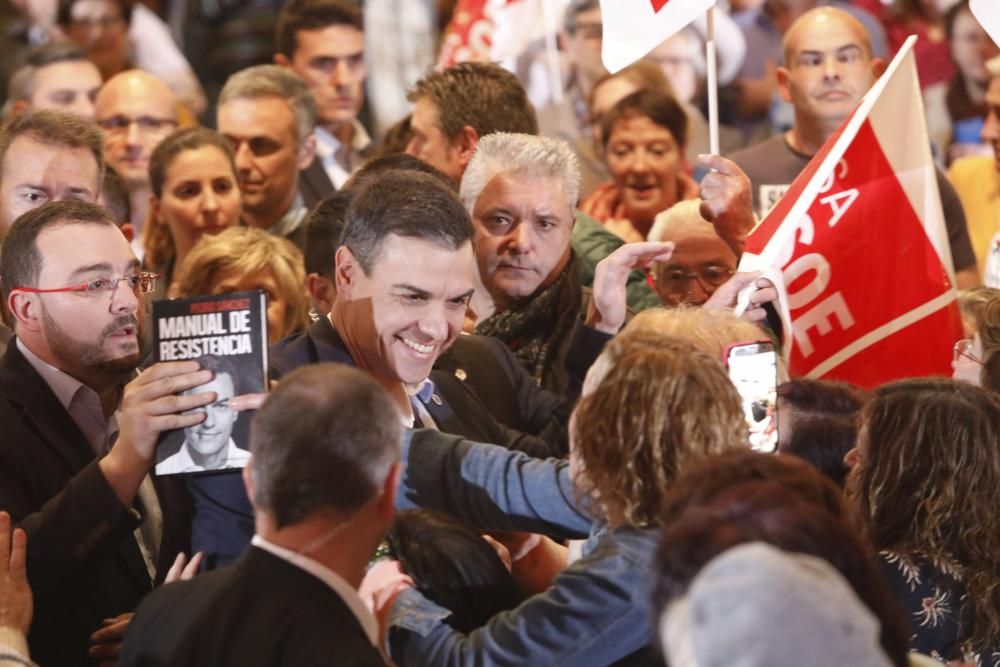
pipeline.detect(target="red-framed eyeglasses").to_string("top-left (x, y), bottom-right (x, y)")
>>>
top-left (16, 272), bottom-right (160, 297)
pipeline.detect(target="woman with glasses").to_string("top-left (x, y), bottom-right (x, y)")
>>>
top-left (952, 291), bottom-right (1000, 389)
top-left (142, 127), bottom-right (242, 300)
top-left (646, 199), bottom-right (737, 306)
top-left (847, 379), bottom-right (1000, 665)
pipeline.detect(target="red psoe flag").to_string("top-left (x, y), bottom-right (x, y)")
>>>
top-left (740, 37), bottom-right (962, 389)
top-left (971, 0), bottom-right (1000, 48)
top-left (599, 0), bottom-right (716, 73)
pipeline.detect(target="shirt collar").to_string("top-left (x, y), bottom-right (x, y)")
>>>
top-left (251, 534), bottom-right (379, 646)
top-left (267, 194), bottom-right (308, 239)
top-left (170, 438), bottom-right (248, 473)
top-left (17, 337), bottom-right (86, 411)
top-left (404, 378), bottom-right (436, 404)
top-left (315, 122), bottom-right (372, 158)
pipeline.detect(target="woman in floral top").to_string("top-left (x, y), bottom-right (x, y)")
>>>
top-left (848, 379), bottom-right (1000, 666)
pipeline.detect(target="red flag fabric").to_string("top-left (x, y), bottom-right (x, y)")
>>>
top-left (741, 37), bottom-right (962, 389)
top-left (599, 0), bottom-right (715, 73)
top-left (437, 0), bottom-right (494, 69)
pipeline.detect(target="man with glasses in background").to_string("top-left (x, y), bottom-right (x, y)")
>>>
top-left (94, 70), bottom-right (178, 258)
top-left (0, 199), bottom-right (244, 665)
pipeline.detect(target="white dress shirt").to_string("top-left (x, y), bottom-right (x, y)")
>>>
top-left (156, 438), bottom-right (251, 475)
top-left (314, 124), bottom-right (372, 190)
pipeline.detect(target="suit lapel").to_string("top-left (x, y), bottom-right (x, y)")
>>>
top-left (0, 341), bottom-right (154, 591)
top-left (0, 341), bottom-right (95, 474)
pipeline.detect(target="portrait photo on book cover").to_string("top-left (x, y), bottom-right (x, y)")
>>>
top-left (155, 355), bottom-right (253, 476)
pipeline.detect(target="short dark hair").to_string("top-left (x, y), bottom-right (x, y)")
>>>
top-left (0, 109), bottom-right (104, 189)
top-left (249, 364), bottom-right (401, 527)
top-left (342, 151), bottom-right (455, 194)
top-left (342, 169), bottom-right (474, 275)
top-left (407, 62), bottom-right (538, 139)
top-left (304, 191), bottom-right (353, 277)
top-left (57, 0), bottom-right (134, 26)
top-left (777, 378), bottom-right (868, 420)
top-left (100, 166), bottom-right (131, 227)
top-left (778, 415), bottom-right (857, 488)
top-left (276, 0), bottom-right (364, 58)
top-left (600, 89), bottom-right (688, 150)
top-left (387, 510), bottom-right (521, 633)
top-left (563, 0), bottom-right (600, 34)
top-left (1, 200), bottom-right (117, 301)
top-left (192, 354), bottom-right (242, 395)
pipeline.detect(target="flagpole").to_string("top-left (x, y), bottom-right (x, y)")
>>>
top-left (706, 5), bottom-right (720, 155)
top-left (542, 0), bottom-right (563, 104)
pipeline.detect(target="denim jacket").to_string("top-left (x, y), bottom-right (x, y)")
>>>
top-left (390, 430), bottom-right (660, 667)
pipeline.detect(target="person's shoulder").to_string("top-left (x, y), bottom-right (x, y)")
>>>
top-left (727, 134), bottom-right (788, 167)
top-left (948, 155), bottom-right (996, 187)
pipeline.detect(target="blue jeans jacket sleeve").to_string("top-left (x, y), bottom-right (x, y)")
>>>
top-left (398, 429), bottom-right (592, 540)
top-left (386, 527), bottom-right (657, 667)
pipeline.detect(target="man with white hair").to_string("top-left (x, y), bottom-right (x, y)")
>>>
top-left (462, 132), bottom-right (759, 392)
top-left (647, 200), bottom-right (739, 307)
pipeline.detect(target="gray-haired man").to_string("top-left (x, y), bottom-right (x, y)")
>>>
top-left (217, 65), bottom-right (318, 251)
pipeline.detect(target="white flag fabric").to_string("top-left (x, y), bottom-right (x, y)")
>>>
top-left (599, 0), bottom-right (715, 74)
top-left (971, 0), bottom-right (1000, 48)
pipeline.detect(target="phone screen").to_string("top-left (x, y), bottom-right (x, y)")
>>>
top-left (726, 341), bottom-right (778, 452)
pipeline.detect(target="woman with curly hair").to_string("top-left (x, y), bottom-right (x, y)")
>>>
top-left (364, 325), bottom-right (749, 667)
top-left (848, 379), bottom-right (1000, 665)
top-left (172, 226), bottom-right (310, 343)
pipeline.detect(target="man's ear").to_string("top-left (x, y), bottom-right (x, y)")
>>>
top-left (8, 290), bottom-right (42, 333)
top-left (871, 57), bottom-right (886, 79)
top-left (334, 245), bottom-right (359, 299)
top-left (242, 460), bottom-right (256, 510)
top-left (376, 462), bottom-right (402, 521)
top-left (455, 125), bottom-right (480, 168)
top-left (306, 272), bottom-right (336, 317)
top-left (297, 133), bottom-right (317, 171)
top-left (274, 52), bottom-right (290, 68)
top-left (776, 66), bottom-right (792, 104)
top-left (120, 222), bottom-right (135, 243)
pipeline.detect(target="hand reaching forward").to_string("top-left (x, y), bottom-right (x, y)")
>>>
top-left (588, 241), bottom-right (674, 334)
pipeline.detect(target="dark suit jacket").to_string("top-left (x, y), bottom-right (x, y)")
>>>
top-left (299, 157), bottom-right (337, 211)
top-left (120, 546), bottom-right (384, 667)
top-left (0, 340), bottom-right (190, 666)
top-left (270, 317), bottom-right (558, 457)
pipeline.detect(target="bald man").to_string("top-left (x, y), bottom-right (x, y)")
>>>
top-left (647, 199), bottom-right (738, 306)
top-left (95, 70), bottom-right (179, 253)
top-left (728, 6), bottom-right (979, 289)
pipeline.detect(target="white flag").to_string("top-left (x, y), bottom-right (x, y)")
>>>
top-left (971, 0), bottom-right (1000, 48)
top-left (599, 0), bottom-right (716, 73)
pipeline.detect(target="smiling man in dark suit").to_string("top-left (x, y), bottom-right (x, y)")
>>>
top-left (0, 200), bottom-right (224, 665)
top-left (121, 364), bottom-right (397, 667)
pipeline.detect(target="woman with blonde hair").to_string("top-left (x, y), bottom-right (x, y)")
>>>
top-left (364, 326), bottom-right (749, 666)
top-left (173, 226), bottom-right (310, 343)
top-left (848, 379), bottom-right (1000, 664)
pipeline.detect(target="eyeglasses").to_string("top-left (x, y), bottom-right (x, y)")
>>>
top-left (953, 338), bottom-right (984, 365)
top-left (16, 272), bottom-right (160, 297)
top-left (656, 265), bottom-right (734, 296)
top-left (69, 15), bottom-right (124, 30)
top-left (97, 115), bottom-right (177, 135)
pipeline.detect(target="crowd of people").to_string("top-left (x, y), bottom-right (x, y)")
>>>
top-left (0, 0), bottom-right (999, 665)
